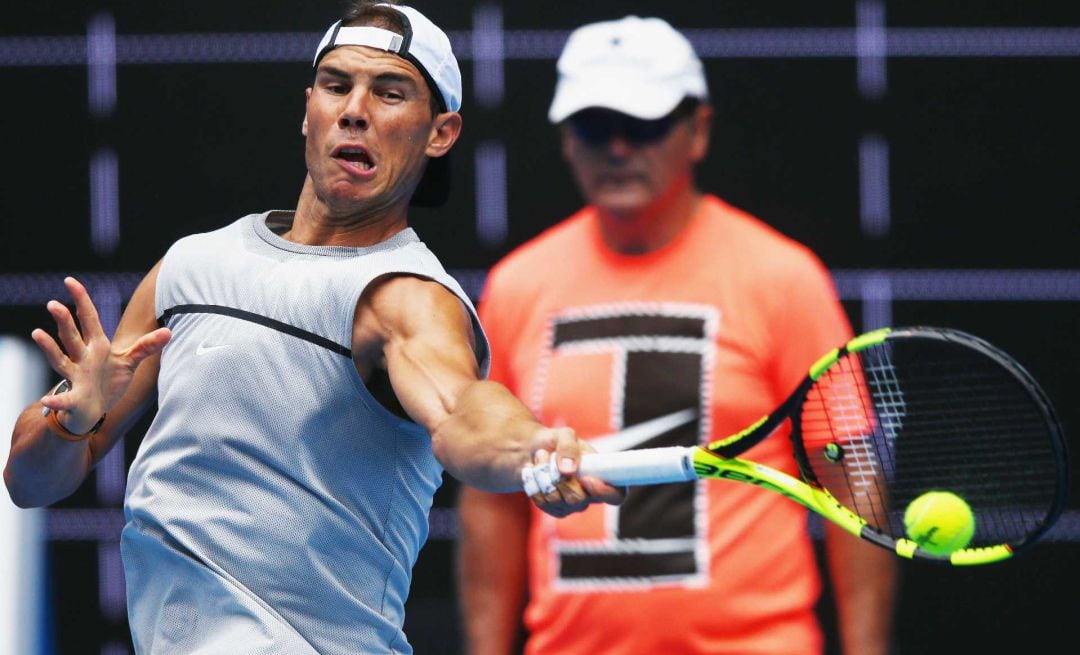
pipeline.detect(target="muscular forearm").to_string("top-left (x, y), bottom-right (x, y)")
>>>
top-left (431, 380), bottom-right (544, 493)
top-left (4, 403), bottom-right (95, 508)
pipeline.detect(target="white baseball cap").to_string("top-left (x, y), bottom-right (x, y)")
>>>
top-left (548, 15), bottom-right (709, 124)
top-left (313, 3), bottom-right (462, 113)
top-left (312, 3), bottom-right (461, 207)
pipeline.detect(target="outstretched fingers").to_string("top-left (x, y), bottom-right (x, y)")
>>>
top-left (30, 328), bottom-right (72, 379)
top-left (46, 299), bottom-right (86, 361)
top-left (65, 277), bottom-right (107, 343)
top-left (31, 277), bottom-right (170, 422)
top-left (121, 328), bottom-right (172, 368)
top-left (40, 277), bottom-right (106, 362)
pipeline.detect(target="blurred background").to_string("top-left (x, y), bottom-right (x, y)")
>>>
top-left (1, 1), bottom-right (1078, 653)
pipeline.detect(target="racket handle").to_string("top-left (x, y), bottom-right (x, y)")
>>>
top-left (522, 447), bottom-right (697, 496)
top-left (580, 447), bottom-right (698, 485)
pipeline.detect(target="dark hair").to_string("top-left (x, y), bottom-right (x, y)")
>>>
top-left (671, 97), bottom-right (702, 119)
top-left (341, 0), bottom-right (401, 32)
top-left (337, 0), bottom-right (440, 116)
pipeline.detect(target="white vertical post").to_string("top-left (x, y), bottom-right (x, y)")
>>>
top-left (0, 336), bottom-right (50, 655)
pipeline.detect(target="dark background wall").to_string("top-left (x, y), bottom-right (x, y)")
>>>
top-left (2, 2), bottom-right (1078, 654)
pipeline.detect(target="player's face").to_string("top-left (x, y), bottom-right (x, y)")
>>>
top-left (561, 103), bottom-right (711, 218)
top-left (302, 47), bottom-right (459, 214)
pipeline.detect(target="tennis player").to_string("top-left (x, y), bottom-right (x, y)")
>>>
top-left (457, 15), bottom-right (897, 655)
top-left (3, 2), bottom-right (622, 653)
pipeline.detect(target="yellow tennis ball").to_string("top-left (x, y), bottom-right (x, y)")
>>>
top-left (904, 491), bottom-right (976, 555)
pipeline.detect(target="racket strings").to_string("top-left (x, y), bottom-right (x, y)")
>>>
top-left (799, 336), bottom-right (1062, 550)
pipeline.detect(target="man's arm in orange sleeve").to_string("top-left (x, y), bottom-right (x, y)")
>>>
top-left (776, 253), bottom-right (897, 655)
top-left (825, 522), bottom-right (897, 655)
top-left (455, 271), bottom-right (533, 655)
top-left (456, 486), bottom-right (531, 655)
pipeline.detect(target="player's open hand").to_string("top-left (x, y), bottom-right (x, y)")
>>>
top-left (522, 427), bottom-right (626, 518)
top-left (32, 277), bottom-right (171, 434)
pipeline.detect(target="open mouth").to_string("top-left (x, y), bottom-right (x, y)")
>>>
top-left (333, 146), bottom-right (375, 171)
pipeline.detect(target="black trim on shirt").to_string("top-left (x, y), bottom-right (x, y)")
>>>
top-left (159, 304), bottom-right (352, 358)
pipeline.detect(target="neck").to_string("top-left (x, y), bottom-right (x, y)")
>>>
top-left (287, 175), bottom-right (409, 247)
top-left (596, 174), bottom-right (701, 255)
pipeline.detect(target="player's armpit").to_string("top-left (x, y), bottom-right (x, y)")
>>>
top-left (353, 273), bottom-right (481, 432)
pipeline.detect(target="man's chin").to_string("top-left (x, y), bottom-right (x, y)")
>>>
top-left (323, 182), bottom-right (375, 207)
top-left (590, 189), bottom-right (654, 218)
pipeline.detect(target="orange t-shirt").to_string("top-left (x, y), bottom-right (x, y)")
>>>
top-left (478, 196), bottom-right (853, 655)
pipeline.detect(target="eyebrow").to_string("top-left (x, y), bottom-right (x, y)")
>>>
top-left (315, 65), bottom-right (352, 81)
top-left (374, 72), bottom-right (418, 87)
top-left (315, 65), bottom-right (419, 88)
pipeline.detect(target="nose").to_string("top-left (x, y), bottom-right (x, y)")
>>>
top-left (604, 133), bottom-right (635, 160)
top-left (338, 92), bottom-right (369, 130)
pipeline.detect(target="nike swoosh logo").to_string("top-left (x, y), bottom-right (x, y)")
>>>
top-left (195, 342), bottom-right (232, 356)
top-left (589, 408), bottom-right (698, 453)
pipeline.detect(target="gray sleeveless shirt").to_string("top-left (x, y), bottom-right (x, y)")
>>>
top-left (121, 211), bottom-right (489, 654)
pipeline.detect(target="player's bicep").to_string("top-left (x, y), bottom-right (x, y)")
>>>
top-left (361, 275), bottom-right (481, 433)
top-left (89, 261), bottom-right (165, 460)
top-left (112, 259), bottom-right (164, 352)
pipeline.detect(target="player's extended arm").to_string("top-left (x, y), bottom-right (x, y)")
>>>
top-left (456, 486), bottom-right (530, 655)
top-left (355, 274), bottom-right (623, 506)
top-left (824, 522), bottom-right (897, 655)
top-left (4, 266), bottom-right (170, 508)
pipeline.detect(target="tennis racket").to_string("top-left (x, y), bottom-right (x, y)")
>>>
top-left (522, 326), bottom-right (1069, 565)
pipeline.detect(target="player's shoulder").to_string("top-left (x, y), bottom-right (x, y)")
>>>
top-left (364, 272), bottom-right (465, 319)
top-left (167, 212), bottom-right (254, 251)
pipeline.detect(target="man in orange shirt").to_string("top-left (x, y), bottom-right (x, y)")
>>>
top-left (457, 15), bottom-right (896, 655)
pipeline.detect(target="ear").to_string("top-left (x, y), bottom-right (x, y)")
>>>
top-left (559, 124), bottom-right (577, 162)
top-left (302, 88), bottom-right (312, 136)
top-left (425, 112), bottom-right (463, 158)
top-left (688, 103), bottom-right (714, 164)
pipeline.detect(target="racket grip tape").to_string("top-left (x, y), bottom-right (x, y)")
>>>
top-left (521, 447), bottom-right (697, 495)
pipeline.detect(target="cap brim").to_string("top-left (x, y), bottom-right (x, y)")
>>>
top-left (548, 77), bottom-right (688, 123)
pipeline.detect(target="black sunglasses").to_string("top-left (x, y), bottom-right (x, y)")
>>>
top-left (567, 100), bottom-right (699, 147)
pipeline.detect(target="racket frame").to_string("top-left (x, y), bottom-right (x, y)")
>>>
top-left (535, 326), bottom-right (1069, 566)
